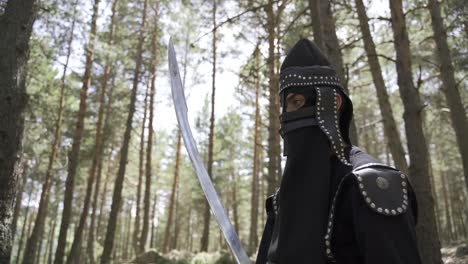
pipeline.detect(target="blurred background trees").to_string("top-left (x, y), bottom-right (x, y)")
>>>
top-left (1, 0), bottom-right (466, 263)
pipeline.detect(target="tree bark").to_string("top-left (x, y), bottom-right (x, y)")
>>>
top-left (15, 185), bottom-right (34, 264)
top-left (96, 147), bottom-right (115, 243)
top-left (100, 0), bottom-right (148, 262)
top-left (139, 6), bottom-right (158, 251)
top-left (428, 0), bottom-right (468, 193)
top-left (150, 193), bottom-right (158, 248)
top-left (47, 201), bottom-right (59, 264)
top-left (389, 0), bottom-right (442, 263)
top-left (86, 0), bottom-right (119, 258)
top-left (172, 190), bottom-right (181, 250)
top-left (66, 0), bottom-right (116, 260)
top-left (163, 130), bottom-right (182, 252)
top-left (134, 83), bottom-right (148, 256)
top-left (355, 0), bottom-right (408, 173)
top-left (23, 0), bottom-right (77, 256)
top-left (44, 198), bottom-right (59, 264)
top-left (308, 0), bottom-right (324, 50)
top-left (0, 0), bottom-right (37, 261)
top-left (87, 80), bottom-right (116, 262)
top-left (200, 0), bottom-right (218, 252)
top-left (53, 1), bottom-right (100, 263)
top-left (11, 163), bottom-right (28, 242)
top-left (265, 0), bottom-right (281, 196)
top-left (440, 171), bottom-right (453, 241)
top-left (231, 172), bottom-right (240, 237)
top-left (314, 0), bottom-right (359, 144)
top-left (249, 46), bottom-right (261, 255)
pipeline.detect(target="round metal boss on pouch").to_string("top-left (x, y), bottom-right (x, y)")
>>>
top-left (376, 176), bottom-right (390, 190)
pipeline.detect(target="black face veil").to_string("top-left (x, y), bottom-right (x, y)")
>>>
top-left (266, 39), bottom-right (353, 263)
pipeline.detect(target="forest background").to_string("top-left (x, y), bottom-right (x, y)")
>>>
top-left (0, 0), bottom-right (467, 263)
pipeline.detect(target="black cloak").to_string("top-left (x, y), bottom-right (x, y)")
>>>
top-left (255, 39), bottom-right (422, 264)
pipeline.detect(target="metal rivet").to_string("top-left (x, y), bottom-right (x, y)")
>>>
top-left (377, 208), bottom-right (383, 213)
top-left (365, 197), bottom-right (371, 203)
top-left (384, 209), bottom-right (390, 214)
top-left (402, 204), bottom-right (407, 210)
top-left (376, 177), bottom-right (390, 190)
top-left (400, 174), bottom-right (406, 179)
top-left (371, 203), bottom-right (376, 208)
top-left (397, 207), bottom-right (403, 213)
top-left (391, 209), bottom-right (396, 215)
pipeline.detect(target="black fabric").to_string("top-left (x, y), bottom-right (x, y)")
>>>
top-left (280, 106), bottom-right (315, 123)
top-left (279, 118), bottom-right (318, 137)
top-left (267, 126), bottom-right (332, 263)
top-left (281, 39), bottom-right (331, 70)
top-left (278, 38), bottom-right (354, 145)
top-left (255, 147), bottom-right (422, 264)
top-left (330, 179), bottom-right (421, 264)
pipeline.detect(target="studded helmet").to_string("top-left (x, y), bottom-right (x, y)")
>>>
top-left (279, 39), bottom-right (353, 165)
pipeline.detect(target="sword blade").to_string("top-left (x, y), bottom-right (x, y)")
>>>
top-left (168, 38), bottom-right (251, 264)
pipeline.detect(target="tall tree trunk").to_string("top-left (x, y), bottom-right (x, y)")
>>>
top-left (265, 0), bottom-right (281, 196)
top-left (15, 185), bottom-right (34, 264)
top-left (47, 201), bottom-right (59, 264)
top-left (12, 163), bottom-right (28, 242)
top-left (100, 0), bottom-right (149, 262)
top-left (428, 0), bottom-right (468, 193)
top-left (96, 147), bottom-right (115, 242)
top-left (312, 0), bottom-right (359, 144)
top-left (134, 82), bottom-right (149, 256)
top-left (249, 46), bottom-right (261, 255)
top-left (20, 211), bottom-right (35, 264)
top-left (308, 0), bottom-right (324, 50)
top-left (389, 1), bottom-right (442, 263)
top-left (0, 0), bottom-right (37, 262)
top-left (86, 0), bottom-right (119, 259)
top-left (355, 0), bottom-right (408, 173)
top-left (150, 193), bottom-right (158, 248)
top-left (67, 0), bottom-right (114, 261)
top-left (231, 172), bottom-right (240, 236)
top-left (440, 171), bottom-right (453, 241)
top-left (140, 5), bottom-right (158, 251)
top-left (123, 203), bottom-right (132, 260)
top-left (171, 190), bottom-right (181, 250)
top-left (44, 198), bottom-right (59, 264)
top-left (200, 0), bottom-right (218, 252)
top-left (53, 1), bottom-right (100, 263)
top-left (163, 130), bottom-right (182, 252)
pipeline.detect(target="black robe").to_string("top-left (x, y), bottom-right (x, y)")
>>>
top-left (256, 147), bottom-right (422, 264)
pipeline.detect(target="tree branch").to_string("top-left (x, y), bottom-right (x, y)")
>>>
top-left (191, 2), bottom-right (278, 45)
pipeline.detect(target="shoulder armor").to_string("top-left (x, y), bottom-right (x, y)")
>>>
top-left (352, 163), bottom-right (410, 216)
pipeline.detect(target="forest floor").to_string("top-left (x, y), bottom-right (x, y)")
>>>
top-left (128, 243), bottom-right (468, 264)
top-left (442, 242), bottom-right (468, 264)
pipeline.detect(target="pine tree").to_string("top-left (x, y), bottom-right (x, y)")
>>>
top-left (389, 0), bottom-right (442, 262)
top-left (100, 0), bottom-right (149, 262)
top-left (0, 0), bottom-right (38, 262)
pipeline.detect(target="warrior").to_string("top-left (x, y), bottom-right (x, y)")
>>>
top-left (255, 39), bottom-right (422, 264)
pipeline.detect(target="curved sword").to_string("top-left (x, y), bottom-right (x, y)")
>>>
top-left (168, 38), bottom-right (251, 264)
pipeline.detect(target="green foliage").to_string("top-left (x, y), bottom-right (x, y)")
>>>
top-left (10, 0), bottom-right (467, 262)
